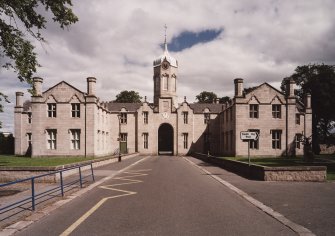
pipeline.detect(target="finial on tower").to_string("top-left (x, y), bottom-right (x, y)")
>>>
top-left (164, 24), bottom-right (168, 51)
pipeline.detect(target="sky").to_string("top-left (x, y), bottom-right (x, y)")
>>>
top-left (1, 0), bottom-right (335, 133)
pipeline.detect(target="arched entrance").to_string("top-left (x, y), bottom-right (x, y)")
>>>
top-left (158, 123), bottom-right (173, 155)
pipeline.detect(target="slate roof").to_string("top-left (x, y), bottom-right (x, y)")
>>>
top-left (107, 102), bottom-right (142, 112)
top-left (189, 103), bottom-right (224, 114)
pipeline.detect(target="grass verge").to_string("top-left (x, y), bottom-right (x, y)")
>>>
top-left (223, 155), bottom-right (335, 181)
top-left (0, 155), bottom-right (95, 167)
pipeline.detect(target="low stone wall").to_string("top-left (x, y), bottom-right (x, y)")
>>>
top-left (191, 153), bottom-right (327, 182)
top-left (319, 144), bottom-right (335, 154)
top-left (0, 153), bottom-right (139, 183)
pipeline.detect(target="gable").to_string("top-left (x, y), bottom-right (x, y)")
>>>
top-left (43, 81), bottom-right (85, 103)
top-left (245, 83), bottom-right (285, 104)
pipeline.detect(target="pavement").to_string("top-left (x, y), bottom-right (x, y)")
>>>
top-left (0, 155), bottom-right (334, 236)
top-left (185, 156), bottom-right (335, 236)
top-left (0, 155), bottom-right (145, 232)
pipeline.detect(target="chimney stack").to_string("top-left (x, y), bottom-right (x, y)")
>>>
top-left (286, 78), bottom-right (295, 98)
top-left (33, 77), bottom-right (43, 96)
top-left (234, 78), bottom-right (244, 97)
top-left (87, 77), bottom-right (97, 96)
top-left (15, 92), bottom-right (24, 107)
top-left (305, 93), bottom-right (311, 109)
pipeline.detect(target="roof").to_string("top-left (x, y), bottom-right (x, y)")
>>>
top-left (189, 103), bottom-right (224, 114)
top-left (107, 102), bottom-right (142, 112)
top-left (153, 42), bottom-right (178, 68)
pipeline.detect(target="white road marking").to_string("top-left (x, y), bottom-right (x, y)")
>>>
top-left (60, 169), bottom-right (151, 236)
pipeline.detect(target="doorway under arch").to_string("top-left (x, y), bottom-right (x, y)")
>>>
top-left (158, 123), bottom-right (174, 155)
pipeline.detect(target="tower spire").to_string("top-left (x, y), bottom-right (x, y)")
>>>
top-left (164, 24), bottom-right (168, 51)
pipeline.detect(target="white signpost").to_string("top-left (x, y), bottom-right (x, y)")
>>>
top-left (240, 131), bottom-right (259, 165)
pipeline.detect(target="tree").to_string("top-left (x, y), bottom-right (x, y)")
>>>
top-left (219, 96), bottom-right (231, 104)
top-left (244, 86), bottom-right (258, 94)
top-left (0, 0), bottom-right (78, 127)
top-left (281, 64), bottom-right (335, 153)
top-left (114, 90), bottom-right (142, 103)
top-left (196, 91), bottom-right (217, 103)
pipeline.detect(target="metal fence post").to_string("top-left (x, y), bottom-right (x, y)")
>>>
top-left (90, 163), bottom-right (95, 182)
top-left (60, 171), bottom-right (64, 197)
top-left (79, 166), bottom-right (83, 188)
top-left (31, 178), bottom-right (35, 211)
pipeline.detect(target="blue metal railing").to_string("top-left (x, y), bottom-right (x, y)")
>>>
top-left (0, 163), bottom-right (95, 222)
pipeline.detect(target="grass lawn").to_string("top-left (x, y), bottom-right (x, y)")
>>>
top-left (223, 155), bottom-right (335, 181)
top-left (0, 155), bottom-right (95, 167)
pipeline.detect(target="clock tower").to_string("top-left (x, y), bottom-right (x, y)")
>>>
top-left (153, 27), bottom-right (178, 111)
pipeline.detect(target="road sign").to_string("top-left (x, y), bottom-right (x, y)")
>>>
top-left (240, 131), bottom-right (259, 141)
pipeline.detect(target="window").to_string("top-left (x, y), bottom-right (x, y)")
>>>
top-left (97, 130), bottom-right (101, 150)
top-left (47, 103), bottom-right (56, 117)
top-left (271, 130), bottom-right (281, 149)
top-left (296, 133), bottom-right (302, 149)
top-left (226, 110), bottom-right (228, 122)
top-left (230, 130), bottom-right (233, 151)
top-left (183, 112), bottom-right (188, 124)
top-left (27, 133), bottom-right (32, 146)
top-left (230, 108), bottom-right (233, 121)
top-left (249, 104), bottom-right (258, 118)
top-left (120, 113), bottom-right (127, 124)
top-left (70, 129), bottom-right (80, 150)
top-left (143, 133), bottom-right (148, 149)
top-left (28, 112), bottom-right (32, 123)
top-left (143, 112), bottom-right (148, 124)
top-left (272, 105), bottom-right (281, 118)
top-left (120, 133), bottom-right (127, 142)
top-left (163, 76), bottom-right (168, 90)
top-left (248, 129), bottom-right (259, 149)
top-left (296, 114), bottom-right (300, 125)
top-left (47, 129), bottom-right (57, 149)
top-left (71, 103), bottom-right (80, 118)
top-left (204, 113), bottom-right (210, 124)
top-left (183, 133), bottom-right (188, 149)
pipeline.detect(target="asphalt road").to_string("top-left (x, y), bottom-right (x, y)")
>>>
top-left (15, 156), bottom-right (295, 236)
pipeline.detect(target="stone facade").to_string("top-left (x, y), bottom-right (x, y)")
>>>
top-left (14, 43), bottom-right (312, 157)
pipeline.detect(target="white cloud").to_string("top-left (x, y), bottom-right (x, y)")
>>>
top-left (1, 0), bottom-right (334, 133)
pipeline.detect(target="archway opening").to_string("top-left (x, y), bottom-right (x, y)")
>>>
top-left (158, 123), bottom-right (173, 155)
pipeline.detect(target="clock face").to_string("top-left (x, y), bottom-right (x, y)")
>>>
top-left (162, 112), bottom-right (169, 119)
top-left (162, 62), bottom-right (169, 70)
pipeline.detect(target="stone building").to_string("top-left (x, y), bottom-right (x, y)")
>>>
top-left (14, 41), bottom-right (312, 157)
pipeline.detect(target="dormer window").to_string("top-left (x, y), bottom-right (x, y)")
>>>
top-left (120, 113), bottom-right (127, 124)
top-left (272, 105), bottom-right (281, 118)
top-left (47, 103), bottom-right (56, 117)
top-left (249, 104), bottom-right (258, 118)
top-left (71, 103), bottom-right (80, 118)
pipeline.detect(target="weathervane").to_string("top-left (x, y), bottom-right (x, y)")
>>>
top-left (164, 24), bottom-right (167, 44)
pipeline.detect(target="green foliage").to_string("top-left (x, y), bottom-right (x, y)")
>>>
top-left (196, 91), bottom-right (230, 104)
top-left (0, 0), bottom-right (78, 126)
top-left (196, 91), bottom-right (217, 103)
top-left (0, 92), bottom-right (9, 128)
top-left (0, 155), bottom-right (95, 167)
top-left (244, 86), bottom-right (258, 94)
top-left (0, 133), bottom-right (14, 154)
top-left (219, 96), bottom-right (231, 104)
top-left (114, 90), bottom-right (142, 103)
top-left (281, 64), bottom-right (335, 151)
